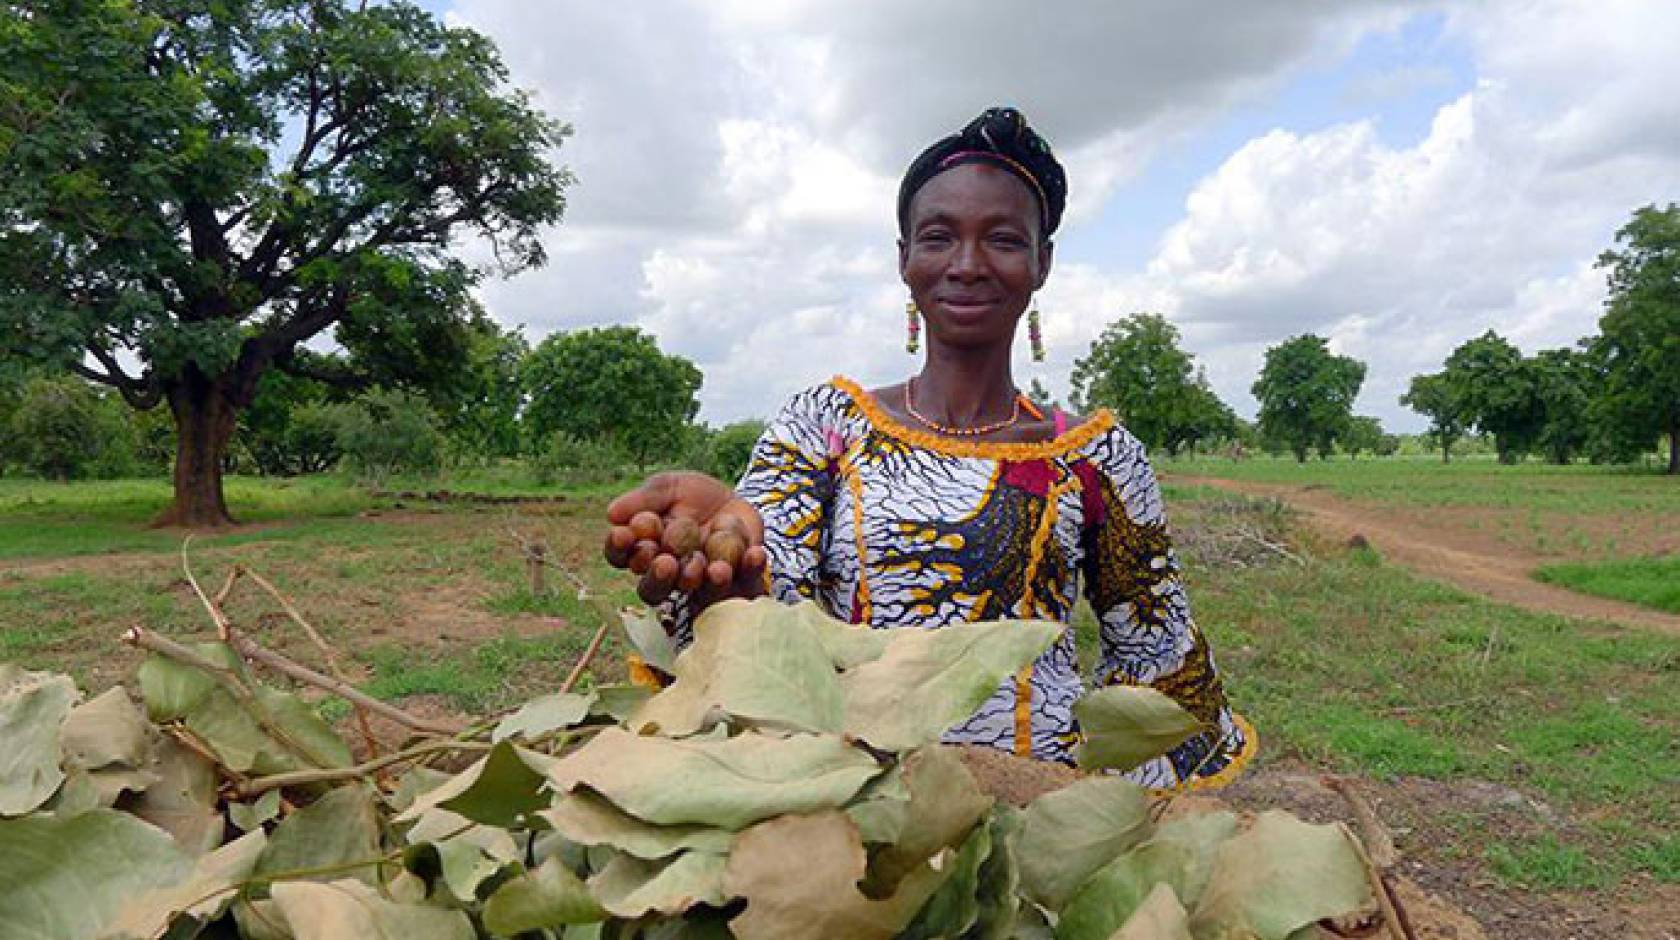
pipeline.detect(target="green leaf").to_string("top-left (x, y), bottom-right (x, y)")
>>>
top-left (1110, 883), bottom-right (1193, 940)
top-left (229, 789), bottom-right (283, 833)
top-left (622, 608), bottom-right (678, 674)
top-left (0, 809), bottom-right (189, 940)
top-left (795, 602), bottom-right (894, 669)
top-left (0, 664), bottom-right (77, 815)
top-left (492, 691), bottom-right (593, 743)
top-left (843, 765), bottom-right (911, 844)
top-left (967, 807), bottom-right (1025, 940)
top-left (540, 789), bottom-right (733, 859)
top-left (254, 785), bottom-right (382, 887)
top-left (587, 684), bottom-right (654, 723)
top-left (1017, 776), bottom-right (1152, 909)
top-left (104, 828), bottom-right (268, 940)
top-left (1055, 811), bottom-right (1238, 940)
top-left (1189, 811), bottom-right (1374, 940)
top-left (630, 597), bottom-right (845, 736)
top-left (482, 856), bottom-right (607, 933)
top-left (61, 687), bottom-right (151, 772)
top-left (125, 734), bottom-right (223, 856)
top-left (898, 814), bottom-right (992, 939)
top-left (588, 850), bottom-right (729, 918)
top-left (137, 652), bottom-right (218, 721)
top-left (547, 727), bottom-right (880, 830)
top-left (396, 740), bottom-right (554, 829)
top-left (402, 805), bottom-right (520, 903)
top-left (1073, 685), bottom-right (1204, 773)
top-left (270, 878), bottom-right (475, 939)
top-left (840, 619), bottom-right (1064, 751)
top-left (865, 746), bottom-right (991, 893)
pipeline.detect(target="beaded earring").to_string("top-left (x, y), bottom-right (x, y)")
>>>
top-left (1028, 301), bottom-right (1045, 362)
top-left (906, 300), bottom-right (921, 354)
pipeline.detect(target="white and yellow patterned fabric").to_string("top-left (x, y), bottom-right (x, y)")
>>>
top-left (670, 376), bottom-right (1255, 791)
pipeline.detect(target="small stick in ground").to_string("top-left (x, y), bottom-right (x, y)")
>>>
top-left (560, 616), bottom-right (613, 694)
top-left (180, 536), bottom-right (232, 640)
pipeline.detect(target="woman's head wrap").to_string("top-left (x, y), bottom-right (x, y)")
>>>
top-left (897, 107), bottom-right (1067, 238)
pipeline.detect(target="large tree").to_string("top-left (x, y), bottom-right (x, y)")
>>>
top-left (1595, 204), bottom-right (1680, 474)
top-left (521, 326), bottom-right (702, 469)
top-left (1400, 371), bottom-right (1468, 463)
top-left (1441, 331), bottom-right (1544, 464)
top-left (1070, 312), bottom-right (1237, 456)
top-left (1251, 334), bottom-right (1365, 462)
top-left (0, 0), bottom-right (570, 524)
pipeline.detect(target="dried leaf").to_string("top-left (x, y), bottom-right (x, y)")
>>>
top-left (841, 619), bottom-right (1064, 751)
top-left (0, 809), bottom-right (189, 940)
top-left (588, 684), bottom-right (654, 723)
top-left (123, 734), bottom-right (221, 856)
top-left (794, 602), bottom-right (893, 669)
top-left (843, 765), bottom-right (912, 844)
top-left (253, 785), bottom-right (382, 887)
top-left (0, 664), bottom-right (77, 815)
top-left (865, 746), bottom-right (991, 893)
top-left (396, 740), bottom-right (554, 829)
top-left (623, 608), bottom-right (678, 674)
top-left (724, 811), bottom-right (947, 940)
top-left (1074, 685), bottom-right (1204, 774)
top-left (899, 813), bottom-right (992, 939)
top-left (1110, 883), bottom-right (1193, 940)
top-left (1190, 812), bottom-right (1374, 940)
top-left (103, 828), bottom-right (268, 940)
top-left (630, 597), bottom-right (845, 736)
top-left (547, 727), bottom-right (880, 830)
top-left (493, 691), bottom-right (594, 743)
top-left (967, 807), bottom-right (1025, 940)
top-left (271, 878), bottom-right (475, 939)
top-left (483, 855), bottom-right (607, 933)
top-left (540, 789), bottom-right (733, 859)
top-left (589, 850), bottom-right (729, 918)
top-left (61, 688), bottom-right (151, 772)
top-left (1017, 776), bottom-right (1152, 909)
top-left (229, 789), bottom-right (283, 833)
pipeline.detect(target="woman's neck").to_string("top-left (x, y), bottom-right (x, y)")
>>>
top-left (912, 344), bottom-right (1018, 426)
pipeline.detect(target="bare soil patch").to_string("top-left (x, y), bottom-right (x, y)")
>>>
top-left (1174, 475), bottom-right (1680, 636)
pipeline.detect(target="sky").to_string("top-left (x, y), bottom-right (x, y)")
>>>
top-left (430, 0), bottom-right (1680, 432)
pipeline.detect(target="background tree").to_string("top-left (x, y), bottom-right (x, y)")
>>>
top-left (521, 326), bottom-right (702, 469)
top-left (1340, 416), bottom-right (1385, 459)
top-left (1595, 204), bottom-right (1680, 474)
top-left (1071, 313), bottom-right (1237, 455)
top-left (1531, 346), bottom-right (1592, 465)
top-left (1026, 378), bottom-right (1059, 412)
top-left (1441, 331), bottom-right (1544, 464)
top-left (6, 377), bottom-right (104, 480)
top-left (0, 0), bottom-right (570, 524)
top-left (1400, 372), bottom-right (1468, 463)
top-left (1250, 334), bottom-right (1366, 462)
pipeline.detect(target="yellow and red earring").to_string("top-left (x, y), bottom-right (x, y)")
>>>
top-left (906, 300), bottom-right (921, 354)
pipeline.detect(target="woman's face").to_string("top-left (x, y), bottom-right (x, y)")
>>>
top-left (899, 162), bottom-right (1053, 354)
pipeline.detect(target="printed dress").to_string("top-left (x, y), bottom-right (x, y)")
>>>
top-left (671, 376), bottom-right (1256, 790)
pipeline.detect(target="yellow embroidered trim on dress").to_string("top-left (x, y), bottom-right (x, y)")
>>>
top-left (1013, 665), bottom-right (1035, 758)
top-left (830, 376), bottom-right (1115, 460)
top-left (838, 447), bottom-right (871, 624)
top-left (1150, 713), bottom-right (1260, 796)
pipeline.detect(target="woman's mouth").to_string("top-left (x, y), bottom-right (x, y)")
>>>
top-left (939, 297), bottom-right (998, 319)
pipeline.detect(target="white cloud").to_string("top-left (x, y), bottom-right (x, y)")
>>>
top-left (444, 0), bottom-right (1680, 432)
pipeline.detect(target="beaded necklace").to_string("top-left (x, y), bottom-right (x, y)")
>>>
top-left (904, 376), bottom-right (1024, 437)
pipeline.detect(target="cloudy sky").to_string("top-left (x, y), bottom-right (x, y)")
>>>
top-left (430, 0), bottom-right (1680, 431)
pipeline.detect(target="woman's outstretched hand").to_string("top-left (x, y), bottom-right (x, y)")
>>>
top-left (604, 472), bottom-right (770, 607)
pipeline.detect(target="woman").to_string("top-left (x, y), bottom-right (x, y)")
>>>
top-left (604, 108), bottom-right (1254, 790)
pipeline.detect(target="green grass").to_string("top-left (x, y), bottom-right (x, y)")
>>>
top-left (1487, 834), bottom-right (1614, 890)
top-left (1535, 556), bottom-right (1680, 613)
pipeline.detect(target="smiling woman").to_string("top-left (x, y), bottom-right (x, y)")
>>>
top-left (604, 108), bottom-right (1254, 789)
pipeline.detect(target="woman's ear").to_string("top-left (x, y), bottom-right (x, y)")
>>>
top-left (897, 237), bottom-right (909, 281)
top-left (1035, 239), bottom-right (1055, 290)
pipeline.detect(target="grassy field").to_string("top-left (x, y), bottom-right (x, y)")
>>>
top-left (0, 470), bottom-right (1675, 916)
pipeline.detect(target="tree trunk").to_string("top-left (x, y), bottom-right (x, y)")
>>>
top-left (1441, 437), bottom-right (1451, 463)
top-left (154, 369), bottom-right (238, 527)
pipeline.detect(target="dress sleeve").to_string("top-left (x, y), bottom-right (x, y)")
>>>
top-left (1080, 427), bottom-right (1255, 790)
top-left (663, 386), bottom-right (838, 648)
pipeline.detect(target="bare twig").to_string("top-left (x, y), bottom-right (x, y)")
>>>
top-left (213, 565), bottom-right (242, 606)
top-left (561, 617), bottom-right (613, 694)
top-left (123, 626), bottom-right (336, 769)
top-left (1479, 624), bottom-right (1501, 670)
top-left (180, 536), bottom-right (231, 640)
top-left (223, 625), bottom-right (463, 735)
top-left (233, 738), bottom-right (493, 798)
top-left (238, 566), bottom-right (382, 754)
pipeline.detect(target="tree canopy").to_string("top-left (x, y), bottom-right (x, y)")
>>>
top-left (1250, 335), bottom-right (1365, 462)
top-left (0, 0), bottom-right (571, 523)
top-left (1595, 203), bottom-right (1680, 474)
top-left (521, 326), bottom-right (702, 469)
top-left (1400, 371), bottom-right (1467, 463)
top-left (1070, 313), bottom-right (1237, 456)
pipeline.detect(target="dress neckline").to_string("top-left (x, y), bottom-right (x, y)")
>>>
top-left (829, 375), bottom-right (1114, 460)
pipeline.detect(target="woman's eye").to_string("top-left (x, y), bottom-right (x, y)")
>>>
top-left (989, 233), bottom-right (1028, 249)
top-left (916, 231), bottom-right (953, 246)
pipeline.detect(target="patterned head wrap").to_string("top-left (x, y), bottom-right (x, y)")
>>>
top-left (897, 107), bottom-right (1068, 238)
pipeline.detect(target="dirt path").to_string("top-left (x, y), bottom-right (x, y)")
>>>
top-left (1174, 475), bottom-right (1680, 637)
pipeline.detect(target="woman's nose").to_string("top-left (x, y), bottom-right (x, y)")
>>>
top-left (947, 238), bottom-right (987, 280)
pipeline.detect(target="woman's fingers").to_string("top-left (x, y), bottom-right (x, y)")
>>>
top-left (677, 552), bottom-right (708, 593)
top-left (606, 473), bottom-right (679, 525)
top-left (637, 553), bottom-right (680, 604)
top-left (604, 526), bottom-right (637, 568)
top-left (627, 540), bottom-right (659, 575)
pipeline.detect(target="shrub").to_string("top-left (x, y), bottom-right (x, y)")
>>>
top-left (6, 377), bottom-right (104, 479)
top-left (335, 389), bottom-right (445, 482)
top-left (532, 432), bottom-right (627, 487)
top-left (698, 419), bottom-right (766, 483)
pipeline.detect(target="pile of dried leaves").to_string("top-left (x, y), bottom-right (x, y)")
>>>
top-left (0, 596), bottom-right (1382, 939)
